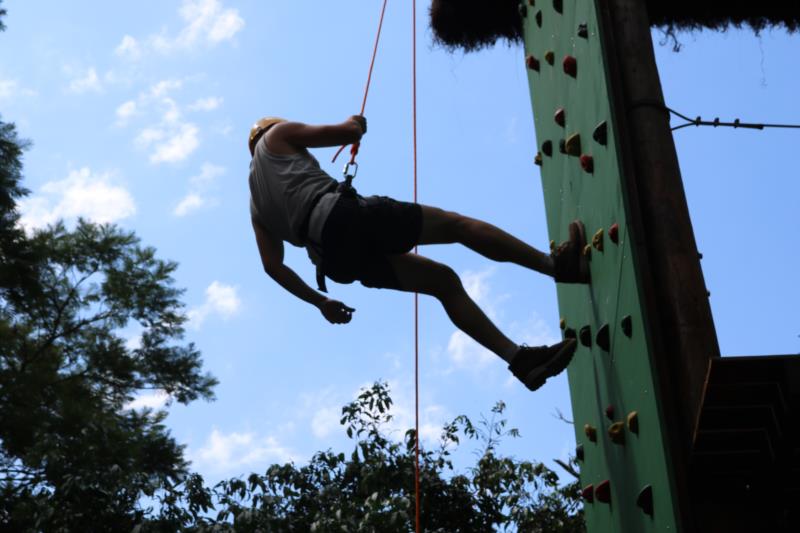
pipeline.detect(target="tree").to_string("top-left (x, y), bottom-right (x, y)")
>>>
top-left (0, 40), bottom-right (218, 530)
top-left (196, 382), bottom-right (584, 533)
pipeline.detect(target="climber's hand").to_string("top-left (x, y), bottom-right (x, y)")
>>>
top-left (319, 298), bottom-right (355, 325)
top-left (349, 115), bottom-right (367, 135)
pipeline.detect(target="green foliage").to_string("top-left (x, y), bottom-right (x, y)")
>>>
top-left (0, 114), bottom-right (217, 531)
top-left (192, 382), bottom-right (584, 533)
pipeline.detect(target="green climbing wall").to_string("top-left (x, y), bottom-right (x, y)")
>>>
top-left (521, 1), bottom-right (681, 531)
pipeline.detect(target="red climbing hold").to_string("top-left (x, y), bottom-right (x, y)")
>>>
top-left (526, 54), bottom-right (540, 72)
top-left (582, 484), bottom-right (594, 502)
top-left (542, 140), bottom-right (553, 157)
top-left (563, 55), bottom-right (577, 78)
top-left (580, 154), bottom-right (594, 173)
top-left (595, 480), bottom-right (611, 503)
top-left (609, 223), bottom-right (619, 244)
top-left (605, 405), bottom-right (615, 420)
top-left (554, 107), bottom-right (566, 127)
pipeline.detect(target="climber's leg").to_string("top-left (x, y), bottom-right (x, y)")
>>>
top-left (417, 205), bottom-right (555, 276)
top-left (385, 253), bottom-right (518, 360)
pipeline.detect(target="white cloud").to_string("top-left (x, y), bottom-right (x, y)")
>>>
top-left (68, 67), bottom-right (102, 93)
top-left (125, 390), bottom-right (171, 410)
top-left (149, 79), bottom-right (183, 98)
top-left (115, 35), bottom-right (142, 60)
top-left (0, 79), bottom-right (36, 102)
top-left (174, 193), bottom-right (205, 217)
top-left (142, 0), bottom-right (244, 55)
top-left (190, 429), bottom-right (297, 474)
top-left (188, 281), bottom-right (241, 329)
top-left (150, 123), bottom-right (199, 163)
top-left (174, 163), bottom-right (225, 217)
top-left (116, 100), bottom-right (138, 124)
top-left (311, 406), bottom-right (340, 439)
top-left (447, 330), bottom-right (495, 369)
top-left (125, 81), bottom-right (200, 164)
top-left (188, 96), bottom-right (222, 111)
top-left (18, 167), bottom-right (136, 231)
top-left (445, 268), bottom-right (505, 370)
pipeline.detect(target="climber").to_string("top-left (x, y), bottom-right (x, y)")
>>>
top-left (248, 115), bottom-right (590, 391)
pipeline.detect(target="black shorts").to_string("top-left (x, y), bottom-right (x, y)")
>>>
top-left (320, 194), bottom-right (423, 289)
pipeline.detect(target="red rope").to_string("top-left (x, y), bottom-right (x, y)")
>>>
top-left (331, 0), bottom-right (389, 165)
top-left (412, 0), bottom-right (421, 531)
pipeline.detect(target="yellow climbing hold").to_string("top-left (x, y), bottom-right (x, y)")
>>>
top-left (592, 228), bottom-right (604, 252)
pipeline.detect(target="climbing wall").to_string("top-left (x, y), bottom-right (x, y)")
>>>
top-left (520, 1), bottom-right (681, 531)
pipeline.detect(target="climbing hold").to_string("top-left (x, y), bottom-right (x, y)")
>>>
top-left (518, 2), bottom-right (528, 17)
top-left (584, 423), bottom-right (597, 442)
top-left (605, 405), bottom-right (615, 420)
top-left (582, 484), bottom-right (594, 502)
top-left (559, 139), bottom-right (567, 154)
top-left (576, 443), bottom-right (584, 461)
top-left (580, 154), bottom-right (594, 173)
top-left (525, 54), bottom-right (540, 72)
top-left (637, 485), bottom-right (654, 515)
top-left (549, 239), bottom-right (556, 252)
top-left (544, 50), bottom-right (555, 65)
top-left (535, 10), bottom-right (543, 27)
top-left (554, 107), bottom-right (566, 127)
top-left (564, 133), bottom-right (581, 156)
top-left (592, 228), bottom-right (604, 252)
top-left (563, 55), bottom-right (577, 78)
top-left (552, 0), bottom-right (563, 14)
top-left (564, 327), bottom-right (577, 340)
top-left (608, 421), bottom-right (625, 445)
top-left (578, 23), bottom-right (589, 38)
top-left (609, 223), bottom-right (619, 244)
top-left (559, 317), bottom-right (566, 330)
top-left (579, 326), bottom-right (591, 348)
top-left (582, 244), bottom-right (592, 258)
top-left (528, 0), bottom-right (536, 5)
top-left (627, 411), bottom-right (639, 434)
top-left (542, 140), bottom-right (553, 157)
top-left (593, 121), bottom-right (608, 145)
top-left (621, 315), bottom-right (632, 337)
top-left (595, 323), bottom-right (610, 351)
top-left (595, 480), bottom-right (611, 503)
top-left (534, 152), bottom-right (543, 166)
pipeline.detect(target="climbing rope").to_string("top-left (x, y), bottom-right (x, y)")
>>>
top-left (331, 0), bottom-right (389, 175)
top-left (330, 1), bottom-right (422, 529)
top-left (412, 2), bottom-right (422, 532)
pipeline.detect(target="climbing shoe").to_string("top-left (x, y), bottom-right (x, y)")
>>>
top-left (552, 220), bottom-right (590, 283)
top-left (508, 339), bottom-right (578, 391)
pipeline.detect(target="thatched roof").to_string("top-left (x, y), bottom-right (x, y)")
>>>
top-left (430, 0), bottom-right (800, 52)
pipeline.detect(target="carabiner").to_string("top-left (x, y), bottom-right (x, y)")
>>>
top-left (343, 161), bottom-right (359, 180)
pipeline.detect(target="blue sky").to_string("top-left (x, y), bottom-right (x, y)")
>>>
top-left (2, 1), bottom-right (798, 486)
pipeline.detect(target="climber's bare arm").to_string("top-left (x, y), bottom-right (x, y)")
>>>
top-left (251, 219), bottom-right (354, 324)
top-left (265, 116), bottom-right (366, 154)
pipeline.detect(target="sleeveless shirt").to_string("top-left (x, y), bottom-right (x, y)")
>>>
top-left (249, 136), bottom-right (339, 247)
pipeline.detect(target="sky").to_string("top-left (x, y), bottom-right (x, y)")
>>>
top-left (1, 1), bottom-right (798, 487)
